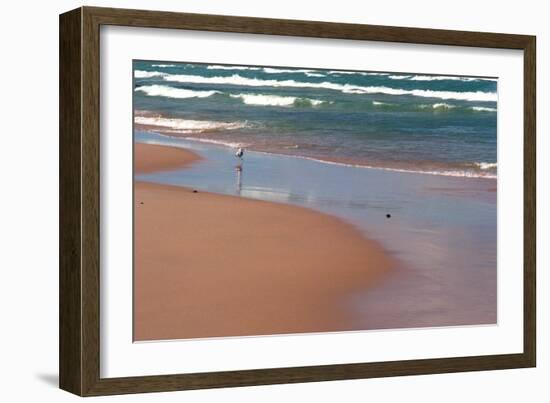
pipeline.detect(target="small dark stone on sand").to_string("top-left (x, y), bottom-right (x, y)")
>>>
top-left (193, 190), bottom-right (198, 193)
top-left (386, 214), bottom-right (391, 218)
top-left (140, 202), bottom-right (144, 205)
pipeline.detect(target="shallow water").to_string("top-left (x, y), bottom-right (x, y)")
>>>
top-left (136, 131), bottom-right (497, 330)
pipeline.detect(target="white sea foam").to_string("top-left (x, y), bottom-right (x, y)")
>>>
top-left (162, 73), bottom-right (497, 101)
top-left (372, 101), bottom-right (392, 106)
top-left (475, 162), bottom-right (498, 170)
top-left (206, 65), bottom-right (261, 70)
top-left (134, 116), bottom-right (248, 133)
top-left (229, 93), bottom-right (325, 107)
top-left (384, 74), bottom-right (497, 82)
top-left (262, 67), bottom-right (316, 74)
top-left (328, 71), bottom-right (494, 81)
top-left (471, 106), bottom-right (497, 112)
top-left (151, 64), bottom-right (177, 68)
top-left (134, 70), bottom-right (167, 78)
top-left (208, 65), bottom-right (323, 75)
top-left (432, 103), bottom-right (456, 109)
top-left (328, 71), bottom-right (389, 76)
top-left (304, 72), bottom-right (326, 77)
top-left (230, 93), bottom-right (295, 106)
top-left (417, 103), bottom-right (456, 110)
top-left (343, 87), bottom-right (497, 102)
top-left (135, 85), bottom-right (220, 99)
top-left (411, 75), bottom-right (496, 82)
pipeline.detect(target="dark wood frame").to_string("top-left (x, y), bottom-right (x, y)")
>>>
top-left (60, 6), bottom-right (536, 396)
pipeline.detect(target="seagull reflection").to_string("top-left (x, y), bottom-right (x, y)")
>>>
top-left (235, 164), bottom-right (243, 195)
top-left (234, 147), bottom-right (244, 195)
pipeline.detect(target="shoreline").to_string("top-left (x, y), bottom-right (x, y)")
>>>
top-left (134, 124), bottom-right (498, 180)
top-left (134, 143), bottom-right (396, 341)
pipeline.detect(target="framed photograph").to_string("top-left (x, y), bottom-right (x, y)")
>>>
top-left (59, 6), bottom-right (536, 396)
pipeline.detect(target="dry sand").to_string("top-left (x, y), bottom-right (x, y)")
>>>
top-left (134, 143), bottom-right (394, 340)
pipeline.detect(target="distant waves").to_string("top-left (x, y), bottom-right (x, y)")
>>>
top-left (134, 84), bottom-right (329, 107)
top-left (134, 70), bottom-right (497, 102)
top-left (134, 83), bottom-right (496, 112)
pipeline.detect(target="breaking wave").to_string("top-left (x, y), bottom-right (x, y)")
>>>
top-left (389, 74), bottom-right (497, 82)
top-left (134, 70), bottom-right (167, 78)
top-left (474, 162), bottom-right (497, 170)
top-left (432, 103), bottom-right (456, 110)
top-left (161, 73), bottom-right (497, 101)
top-left (135, 85), bottom-right (220, 99)
top-left (206, 65), bottom-right (260, 71)
top-left (229, 93), bottom-right (325, 107)
top-left (134, 116), bottom-right (248, 133)
top-left (471, 106), bottom-right (497, 112)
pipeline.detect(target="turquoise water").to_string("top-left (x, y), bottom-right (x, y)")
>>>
top-left (134, 60), bottom-right (497, 178)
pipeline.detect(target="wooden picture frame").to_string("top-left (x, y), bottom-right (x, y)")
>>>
top-left (59, 6), bottom-right (536, 396)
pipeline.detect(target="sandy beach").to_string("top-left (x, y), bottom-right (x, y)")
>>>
top-left (134, 143), bottom-right (395, 341)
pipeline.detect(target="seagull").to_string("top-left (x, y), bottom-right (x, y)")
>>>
top-left (235, 147), bottom-right (244, 172)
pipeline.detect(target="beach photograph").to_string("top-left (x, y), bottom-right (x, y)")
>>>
top-left (133, 61), bottom-right (497, 342)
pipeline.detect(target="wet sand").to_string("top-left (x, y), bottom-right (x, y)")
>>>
top-left (134, 143), bottom-right (394, 341)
